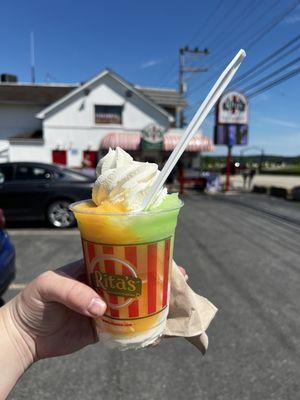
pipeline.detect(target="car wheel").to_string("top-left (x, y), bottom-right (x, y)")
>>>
top-left (47, 200), bottom-right (75, 228)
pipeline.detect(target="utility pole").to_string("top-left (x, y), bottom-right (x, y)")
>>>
top-left (30, 32), bottom-right (36, 84)
top-left (178, 46), bottom-right (209, 128)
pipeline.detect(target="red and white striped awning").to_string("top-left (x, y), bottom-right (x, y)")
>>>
top-left (102, 132), bottom-right (141, 151)
top-left (102, 132), bottom-right (214, 152)
top-left (163, 133), bottom-right (214, 152)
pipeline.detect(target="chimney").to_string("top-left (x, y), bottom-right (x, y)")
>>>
top-left (1, 74), bottom-right (18, 83)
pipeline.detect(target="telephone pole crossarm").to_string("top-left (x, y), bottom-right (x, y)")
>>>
top-left (178, 46), bottom-right (209, 127)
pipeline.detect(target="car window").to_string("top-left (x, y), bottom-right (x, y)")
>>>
top-left (32, 167), bottom-right (52, 180)
top-left (0, 165), bottom-right (13, 181)
top-left (60, 170), bottom-right (90, 181)
top-left (15, 166), bottom-right (52, 180)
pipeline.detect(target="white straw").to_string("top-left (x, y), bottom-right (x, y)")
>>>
top-left (141, 49), bottom-right (246, 210)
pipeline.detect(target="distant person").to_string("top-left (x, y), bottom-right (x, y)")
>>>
top-left (248, 167), bottom-right (256, 190)
top-left (242, 168), bottom-right (248, 190)
top-left (81, 153), bottom-right (92, 168)
top-left (81, 154), bottom-right (96, 178)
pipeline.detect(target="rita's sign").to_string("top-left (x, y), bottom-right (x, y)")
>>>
top-left (218, 91), bottom-right (248, 124)
top-left (214, 91), bottom-right (249, 146)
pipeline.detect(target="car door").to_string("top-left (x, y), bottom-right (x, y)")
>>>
top-left (0, 164), bottom-right (16, 217)
top-left (1, 164), bottom-right (54, 219)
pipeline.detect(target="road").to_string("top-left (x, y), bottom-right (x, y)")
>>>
top-left (221, 173), bottom-right (300, 192)
top-left (4, 193), bottom-right (300, 400)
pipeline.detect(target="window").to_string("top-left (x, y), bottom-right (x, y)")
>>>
top-left (95, 105), bottom-right (122, 124)
top-left (15, 166), bottom-right (52, 180)
top-left (60, 170), bottom-right (90, 181)
top-left (0, 165), bottom-right (13, 182)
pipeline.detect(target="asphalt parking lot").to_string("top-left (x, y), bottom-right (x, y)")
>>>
top-left (4, 193), bottom-right (300, 400)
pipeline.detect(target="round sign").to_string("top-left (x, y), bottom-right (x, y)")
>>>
top-left (217, 91), bottom-right (248, 125)
top-left (141, 123), bottom-right (165, 144)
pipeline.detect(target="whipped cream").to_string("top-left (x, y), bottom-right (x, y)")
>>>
top-left (92, 147), bottom-right (167, 210)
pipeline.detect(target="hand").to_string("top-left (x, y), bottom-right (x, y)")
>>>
top-left (1, 260), bottom-right (106, 363)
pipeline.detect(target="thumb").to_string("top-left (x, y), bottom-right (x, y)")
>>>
top-left (34, 270), bottom-right (107, 317)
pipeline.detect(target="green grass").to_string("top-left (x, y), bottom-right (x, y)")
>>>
top-left (260, 165), bottom-right (300, 176)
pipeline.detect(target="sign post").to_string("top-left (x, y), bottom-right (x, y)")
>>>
top-left (225, 145), bottom-right (232, 192)
top-left (214, 91), bottom-right (249, 192)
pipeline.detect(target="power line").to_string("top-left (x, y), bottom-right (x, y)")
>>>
top-left (237, 43), bottom-right (300, 86)
top-left (246, 0), bottom-right (300, 51)
top-left (197, 0), bottom-right (281, 72)
top-left (188, 0), bottom-right (297, 97)
top-left (246, 66), bottom-right (300, 98)
top-left (185, 0), bottom-right (264, 87)
top-left (157, 57), bottom-right (178, 87)
top-left (161, 0), bottom-right (265, 88)
top-left (187, 62), bottom-right (300, 117)
top-left (231, 34), bottom-right (300, 86)
top-left (197, 0), bottom-right (241, 49)
top-left (240, 56), bottom-right (300, 93)
top-left (204, 0), bottom-right (259, 54)
top-left (178, 47), bottom-right (209, 127)
top-left (158, 0), bottom-right (223, 87)
top-left (188, 0), bottom-right (224, 46)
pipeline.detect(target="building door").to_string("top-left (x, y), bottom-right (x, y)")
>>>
top-left (52, 150), bottom-right (67, 165)
top-left (83, 150), bottom-right (98, 168)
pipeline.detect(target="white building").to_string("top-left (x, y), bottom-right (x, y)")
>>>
top-left (0, 69), bottom-right (213, 167)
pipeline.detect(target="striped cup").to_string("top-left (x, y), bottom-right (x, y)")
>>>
top-left (71, 199), bottom-right (182, 350)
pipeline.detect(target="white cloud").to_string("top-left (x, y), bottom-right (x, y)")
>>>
top-left (284, 13), bottom-right (300, 24)
top-left (140, 59), bottom-right (161, 69)
top-left (284, 5), bottom-right (300, 24)
top-left (250, 93), bottom-right (270, 104)
top-left (260, 117), bottom-right (299, 129)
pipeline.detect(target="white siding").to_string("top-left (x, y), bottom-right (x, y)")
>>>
top-left (0, 104), bottom-right (42, 139)
top-left (43, 75), bottom-right (169, 129)
top-left (42, 75), bottom-right (170, 165)
top-left (9, 142), bottom-right (51, 163)
top-left (1, 74), bottom-right (173, 168)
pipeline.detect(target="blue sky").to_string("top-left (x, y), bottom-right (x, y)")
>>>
top-left (1, 0), bottom-right (300, 156)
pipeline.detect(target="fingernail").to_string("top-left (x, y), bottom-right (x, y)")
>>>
top-left (185, 274), bottom-right (189, 281)
top-left (87, 298), bottom-right (106, 317)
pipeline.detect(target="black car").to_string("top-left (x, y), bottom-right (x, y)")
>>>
top-left (0, 208), bottom-right (15, 305)
top-left (0, 162), bottom-right (94, 228)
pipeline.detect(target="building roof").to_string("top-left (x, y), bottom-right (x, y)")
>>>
top-left (0, 83), bottom-right (76, 105)
top-left (36, 69), bottom-right (174, 121)
top-left (0, 73), bottom-right (186, 112)
top-left (135, 86), bottom-right (187, 108)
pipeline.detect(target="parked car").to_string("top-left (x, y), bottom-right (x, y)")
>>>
top-left (179, 168), bottom-right (207, 191)
top-left (0, 162), bottom-right (94, 228)
top-left (0, 209), bottom-right (15, 305)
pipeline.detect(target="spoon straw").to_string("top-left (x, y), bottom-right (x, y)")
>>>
top-left (141, 49), bottom-right (246, 210)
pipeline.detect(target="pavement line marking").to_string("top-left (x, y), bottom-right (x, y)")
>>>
top-left (7, 230), bottom-right (80, 236)
top-left (9, 283), bottom-right (27, 290)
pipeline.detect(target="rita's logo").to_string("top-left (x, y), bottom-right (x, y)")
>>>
top-left (89, 256), bottom-right (142, 308)
top-left (222, 95), bottom-right (246, 114)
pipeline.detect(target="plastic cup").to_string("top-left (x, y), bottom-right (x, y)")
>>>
top-left (70, 199), bottom-right (183, 350)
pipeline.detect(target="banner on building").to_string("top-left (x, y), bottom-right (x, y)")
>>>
top-left (141, 123), bottom-right (165, 150)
